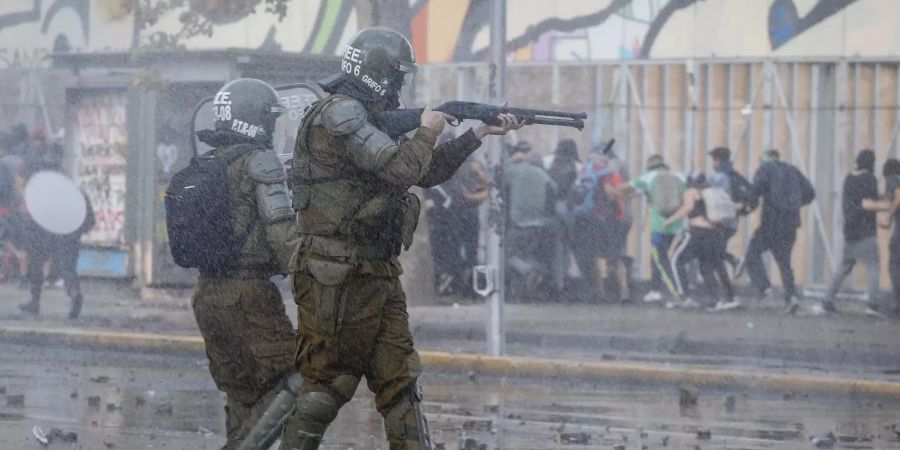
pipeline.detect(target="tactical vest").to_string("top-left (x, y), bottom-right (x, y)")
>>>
top-left (291, 95), bottom-right (418, 259)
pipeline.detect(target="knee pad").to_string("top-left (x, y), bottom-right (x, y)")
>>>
top-left (383, 383), bottom-right (432, 450)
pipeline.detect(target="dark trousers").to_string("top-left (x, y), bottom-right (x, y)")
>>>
top-left (29, 237), bottom-right (82, 303)
top-left (649, 233), bottom-right (677, 294)
top-left (426, 211), bottom-right (461, 286)
top-left (671, 227), bottom-right (734, 303)
top-left (745, 223), bottom-right (798, 302)
top-left (721, 226), bottom-right (739, 267)
top-left (890, 235), bottom-right (900, 309)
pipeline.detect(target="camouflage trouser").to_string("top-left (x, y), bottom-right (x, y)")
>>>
top-left (192, 276), bottom-right (297, 449)
top-left (280, 259), bottom-right (424, 449)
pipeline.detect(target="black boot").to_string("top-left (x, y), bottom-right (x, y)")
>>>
top-left (18, 300), bottom-right (39, 315)
top-left (69, 295), bottom-right (83, 320)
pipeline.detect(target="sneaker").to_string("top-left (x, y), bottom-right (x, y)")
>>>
top-left (643, 290), bottom-right (664, 303)
top-left (709, 299), bottom-right (743, 312)
top-left (665, 300), bottom-right (679, 309)
top-left (757, 287), bottom-right (772, 301)
top-left (782, 298), bottom-right (800, 315)
top-left (18, 301), bottom-right (39, 315)
top-left (680, 298), bottom-right (702, 310)
top-left (864, 306), bottom-right (887, 319)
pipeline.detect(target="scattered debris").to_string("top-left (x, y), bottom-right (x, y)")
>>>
top-left (103, 441), bottom-right (115, 448)
top-left (70, 390), bottom-right (78, 399)
top-left (106, 403), bottom-right (120, 412)
top-left (462, 419), bottom-right (492, 432)
top-left (6, 394), bottom-right (24, 407)
top-left (135, 396), bottom-right (146, 407)
top-left (198, 426), bottom-right (214, 436)
top-left (91, 375), bottom-right (111, 383)
top-left (48, 428), bottom-right (78, 443)
top-left (483, 404), bottom-right (499, 413)
top-left (88, 396), bottom-right (102, 408)
top-left (639, 428), bottom-right (649, 438)
top-left (613, 445), bottom-right (626, 450)
top-left (32, 426), bottom-right (49, 445)
top-left (559, 432), bottom-right (590, 445)
top-left (467, 371), bottom-right (477, 383)
top-left (810, 432), bottom-right (836, 448)
top-left (661, 435), bottom-right (670, 447)
top-left (724, 395), bottom-right (736, 413)
top-left (697, 429), bottom-right (712, 440)
top-left (783, 392), bottom-right (795, 401)
top-left (458, 437), bottom-right (486, 450)
top-left (155, 403), bottom-right (174, 415)
top-left (679, 384), bottom-right (699, 407)
top-left (0, 386), bottom-right (6, 394)
top-left (892, 423), bottom-right (900, 438)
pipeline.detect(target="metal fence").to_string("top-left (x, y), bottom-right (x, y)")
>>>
top-left (414, 58), bottom-right (900, 290)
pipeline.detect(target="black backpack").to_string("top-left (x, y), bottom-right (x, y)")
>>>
top-left (767, 162), bottom-right (815, 211)
top-left (726, 168), bottom-right (753, 205)
top-left (165, 145), bottom-right (257, 273)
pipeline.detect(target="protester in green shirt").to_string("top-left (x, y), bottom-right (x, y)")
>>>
top-left (619, 155), bottom-right (686, 303)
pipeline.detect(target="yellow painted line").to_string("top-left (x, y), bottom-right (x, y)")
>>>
top-left (2, 326), bottom-right (899, 397)
top-left (0, 325), bottom-right (205, 353)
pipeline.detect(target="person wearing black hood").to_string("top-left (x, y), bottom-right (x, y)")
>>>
top-left (821, 149), bottom-right (889, 317)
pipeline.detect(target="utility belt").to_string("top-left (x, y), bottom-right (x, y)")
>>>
top-left (198, 268), bottom-right (272, 280)
top-left (298, 234), bottom-right (403, 335)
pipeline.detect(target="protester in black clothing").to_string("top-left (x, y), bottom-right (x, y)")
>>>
top-left (743, 149), bottom-right (815, 314)
top-left (664, 173), bottom-right (736, 311)
top-left (822, 150), bottom-right (888, 316)
top-left (548, 140), bottom-right (580, 199)
top-left (18, 144), bottom-right (94, 318)
top-left (879, 159), bottom-right (900, 316)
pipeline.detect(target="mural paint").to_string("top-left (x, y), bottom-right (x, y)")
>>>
top-left (0, 1), bottom-right (896, 64)
top-left (71, 92), bottom-right (127, 247)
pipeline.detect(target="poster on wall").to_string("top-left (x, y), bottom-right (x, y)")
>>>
top-left (71, 93), bottom-right (127, 247)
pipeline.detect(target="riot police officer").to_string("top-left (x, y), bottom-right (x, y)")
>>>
top-left (188, 78), bottom-right (300, 449)
top-left (280, 28), bottom-right (521, 450)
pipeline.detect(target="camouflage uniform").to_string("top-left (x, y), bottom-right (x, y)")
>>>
top-left (191, 145), bottom-right (299, 449)
top-left (280, 94), bottom-right (483, 450)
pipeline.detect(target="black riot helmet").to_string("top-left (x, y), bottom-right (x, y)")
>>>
top-left (210, 78), bottom-right (285, 148)
top-left (340, 27), bottom-right (417, 108)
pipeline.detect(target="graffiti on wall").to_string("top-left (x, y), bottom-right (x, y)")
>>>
top-left (72, 93), bottom-right (127, 247)
top-left (0, 0), bottom-right (893, 64)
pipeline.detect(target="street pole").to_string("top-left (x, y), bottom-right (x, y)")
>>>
top-left (486, 0), bottom-right (506, 356)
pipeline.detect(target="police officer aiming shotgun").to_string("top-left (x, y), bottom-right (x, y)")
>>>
top-left (275, 26), bottom-right (584, 450)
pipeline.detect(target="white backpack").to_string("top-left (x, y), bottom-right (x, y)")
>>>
top-left (703, 187), bottom-right (737, 224)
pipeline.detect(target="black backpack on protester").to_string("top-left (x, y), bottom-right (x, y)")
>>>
top-left (767, 161), bottom-right (815, 211)
top-left (165, 145), bottom-right (258, 273)
top-left (726, 168), bottom-right (753, 206)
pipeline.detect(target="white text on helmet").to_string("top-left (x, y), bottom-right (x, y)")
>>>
top-left (231, 119), bottom-right (260, 138)
top-left (344, 45), bottom-right (362, 64)
top-left (361, 74), bottom-right (384, 95)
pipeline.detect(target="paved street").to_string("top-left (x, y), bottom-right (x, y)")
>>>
top-left (2, 280), bottom-right (900, 379)
top-left (1, 342), bottom-right (899, 450)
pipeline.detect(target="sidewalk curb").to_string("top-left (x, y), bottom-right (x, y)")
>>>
top-left (2, 325), bottom-right (899, 398)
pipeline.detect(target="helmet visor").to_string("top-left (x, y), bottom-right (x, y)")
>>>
top-left (396, 60), bottom-right (417, 74)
